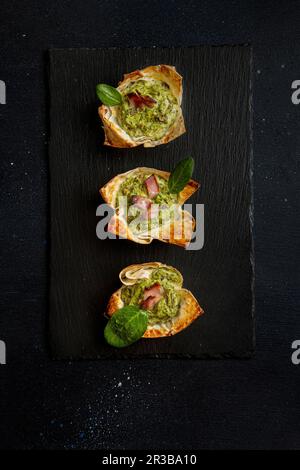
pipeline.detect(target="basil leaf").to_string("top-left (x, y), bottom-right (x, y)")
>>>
top-left (104, 306), bottom-right (148, 348)
top-left (168, 157), bottom-right (194, 194)
top-left (96, 83), bottom-right (123, 106)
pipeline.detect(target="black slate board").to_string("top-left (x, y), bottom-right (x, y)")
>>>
top-left (49, 46), bottom-right (253, 359)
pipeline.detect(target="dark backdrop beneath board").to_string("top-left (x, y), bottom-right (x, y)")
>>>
top-left (0, 0), bottom-right (299, 450)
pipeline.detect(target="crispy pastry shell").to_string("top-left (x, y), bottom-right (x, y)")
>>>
top-left (100, 167), bottom-right (200, 248)
top-left (106, 262), bottom-right (204, 338)
top-left (98, 65), bottom-right (186, 148)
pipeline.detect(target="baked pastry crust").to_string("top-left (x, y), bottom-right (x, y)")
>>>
top-left (106, 262), bottom-right (204, 338)
top-left (100, 167), bottom-right (200, 247)
top-left (98, 65), bottom-right (186, 148)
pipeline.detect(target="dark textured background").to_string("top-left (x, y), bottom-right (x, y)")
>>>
top-left (49, 46), bottom-right (253, 359)
top-left (0, 0), bottom-right (299, 449)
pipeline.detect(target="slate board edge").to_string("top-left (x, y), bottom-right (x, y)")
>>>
top-left (48, 46), bottom-right (255, 360)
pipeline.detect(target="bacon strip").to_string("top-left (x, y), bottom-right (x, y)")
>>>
top-left (145, 175), bottom-right (159, 199)
top-left (140, 283), bottom-right (163, 310)
top-left (143, 282), bottom-right (162, 300)
top-left (127, 92), bottom-right (156, 109)
top-left (131, 195), bottom-right (152, 220)
top-left (140, 296), bottom-right (158, 310)
top-left (131, 195), bottom-right (152, 210)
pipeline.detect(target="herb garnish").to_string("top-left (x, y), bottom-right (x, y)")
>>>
top-left (96, 84), bottom-right (123, 106)
top-left (104, 306), bottom-right (148, 348)
top-left (168, 157), bottom-right (194, 194)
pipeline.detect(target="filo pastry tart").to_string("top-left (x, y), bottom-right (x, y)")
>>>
top-left (106, 263), bottom-right (204, 338)
top-left (100, 167), bottom-right (200, 248)
top-left (99, 65), bottom-right (186, 148)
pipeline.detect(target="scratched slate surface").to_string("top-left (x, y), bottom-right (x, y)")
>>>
top-left (1, 0), bottom-right (300, 450)
top-left (49, 46), bottom-right (253, 358)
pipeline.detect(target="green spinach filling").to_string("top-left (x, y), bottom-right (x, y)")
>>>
top-left (118, 79), bottom-right (178, 140)
top-left (116, 173), bottom-right (179, 233)
top-left (121, 268), bottom-right (182, 325)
